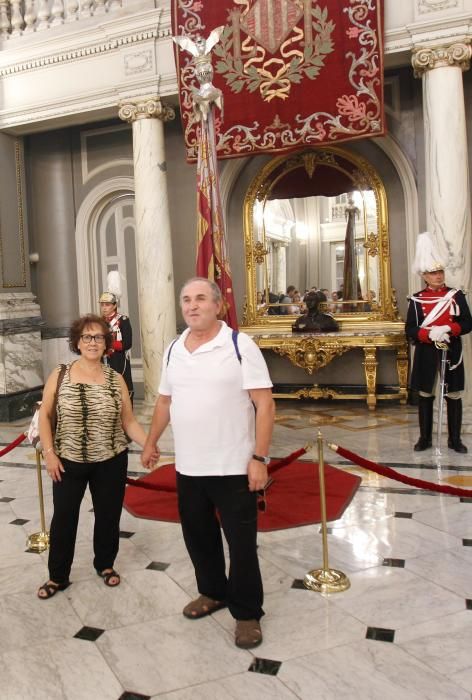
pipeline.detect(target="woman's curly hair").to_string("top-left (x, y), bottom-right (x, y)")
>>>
top-left (69, 315), bottom-right (113, 355)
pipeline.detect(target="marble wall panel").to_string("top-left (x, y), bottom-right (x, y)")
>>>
top-left (1, 331), bottom-right (43, 394)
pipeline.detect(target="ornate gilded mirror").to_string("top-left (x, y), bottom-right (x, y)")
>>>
top-left (242, 147), bottom-right (399, 330)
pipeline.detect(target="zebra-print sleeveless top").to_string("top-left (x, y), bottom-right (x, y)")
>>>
top-left (54, 363), bottom-right (128, 463)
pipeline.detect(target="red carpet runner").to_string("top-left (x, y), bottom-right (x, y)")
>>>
top-left (124, 461), bottom-right (361, 532)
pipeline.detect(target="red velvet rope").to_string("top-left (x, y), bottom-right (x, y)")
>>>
top-left (0, 433), bottom-right (27, 458)
top-left (330, 443), bottom-right (472, 498)
top-left (126, 446), bottom-right (309, 492)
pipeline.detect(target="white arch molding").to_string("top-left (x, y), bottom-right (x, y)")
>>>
top-left (75, 176), bottom-right (135, 315)
top-left (374, 133), bottom-right (420, 294)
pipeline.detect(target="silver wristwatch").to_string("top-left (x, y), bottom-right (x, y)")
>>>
top-left (252, 453), bottom-right (270, 465)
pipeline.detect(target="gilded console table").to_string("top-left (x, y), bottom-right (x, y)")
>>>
top-left (250, 330), bottom-right (409, 410)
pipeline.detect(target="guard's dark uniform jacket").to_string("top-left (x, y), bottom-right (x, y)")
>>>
top-left (405, 286), bottom-right (472, 393)
top-left (105, 313), bottom-right (134, 399)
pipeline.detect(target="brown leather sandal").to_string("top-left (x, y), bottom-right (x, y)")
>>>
top-left (97, 569), bottom-right (120, 587)
top-left (37, 580), bottom-right (70, 600)
top-left (182, 594), bottom-right (226, 619)
top-left (235, 619), bottom-right (263, 649)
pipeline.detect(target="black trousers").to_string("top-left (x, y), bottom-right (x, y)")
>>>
top-left (48, 450), bottom-right (128, 583)
top-left (177, 472), bottom-right (264, 621)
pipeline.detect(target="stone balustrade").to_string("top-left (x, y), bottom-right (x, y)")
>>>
top-left (0, 0), bottom-right (122, 36)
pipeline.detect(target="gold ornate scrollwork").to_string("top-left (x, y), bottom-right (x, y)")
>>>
top-left (351, 169), bottom-right (371, 191)
top-left (273, 339), bottom-right (351, 374)
top-left (302, 152), bottom-right (317, 178)
top-left (253, 241), bottom-right (268, 264)
top-left (395, 345), bottom-right (409, 404)
top-left (363, 232), bottom-right (378, 257)
top-left (294, 386), bottom-right (337, 400)
top-left (362, 346), bottom-right (378, 408)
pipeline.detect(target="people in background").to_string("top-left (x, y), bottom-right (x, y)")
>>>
top-left (279, 285), bottom-right (296, 314)
top-left (406, 231), bottom-right (472, 453)
top-left (328, 290), bottom-right (341, 313)
top-left (363, 289), bottom-right (377, 312)
top-left (100, 287), bottom-right (134, 402)
top-left (288, 291), bottom-right (303, 314)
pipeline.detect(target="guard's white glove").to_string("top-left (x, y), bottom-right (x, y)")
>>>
top-left (428, 325), bottom-right (451, 343)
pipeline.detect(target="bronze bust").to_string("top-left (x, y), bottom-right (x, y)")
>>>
top-left (292, 291), bottom-right (339, 333)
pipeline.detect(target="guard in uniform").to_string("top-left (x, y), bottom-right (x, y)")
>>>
top-left (405, 232), bottom-right (472, 452)
top-left (99, 289), bottom-right (134, 402)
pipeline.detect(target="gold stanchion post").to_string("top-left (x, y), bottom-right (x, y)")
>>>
top-left (26, 448), bottom-right (50, 552)
top-left (304, 431), bottom-right (350, 593)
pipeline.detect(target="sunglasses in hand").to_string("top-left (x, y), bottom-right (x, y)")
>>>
top-left (257, 477), bottom-right (274, 512)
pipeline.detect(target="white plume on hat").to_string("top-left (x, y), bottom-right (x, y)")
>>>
top-left (106, 271), bottom-right (122, 298)
top-left (99, 271), bottom-right (123, 304)
top-left (412, 231), bottom-right (446, 275)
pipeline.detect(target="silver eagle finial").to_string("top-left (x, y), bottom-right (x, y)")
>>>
top-left (173, 26), bottom-right (225, 122)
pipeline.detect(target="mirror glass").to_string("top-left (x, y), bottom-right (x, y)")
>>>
top-left (243, 148), bottom-right (395, 328)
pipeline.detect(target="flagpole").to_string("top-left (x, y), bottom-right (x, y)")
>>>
top-left (174, 28), bottom-right (238, 329)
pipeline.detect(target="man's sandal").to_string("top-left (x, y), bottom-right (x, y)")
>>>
top-left (235, 619), bottom-right (263, 649)
top-left (182, 594), bottom-right (226, 619)
top-left (37, 580), bottom-right (70, 600)
top-left (97, 569), bottom-right (120, 587)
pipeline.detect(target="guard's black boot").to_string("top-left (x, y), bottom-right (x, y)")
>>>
top-left (414, 396), bottom-right (434, 451)
top-left (446, 397), bottom-right (468, 453)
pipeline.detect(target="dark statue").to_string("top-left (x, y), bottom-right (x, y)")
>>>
top-left (292, 291), bottom-right (339, 333)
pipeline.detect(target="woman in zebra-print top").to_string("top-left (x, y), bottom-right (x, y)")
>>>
top-left (37, 315), bottom-right (158, 599)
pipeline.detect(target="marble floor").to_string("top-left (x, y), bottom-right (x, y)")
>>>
top-left (1, 400), bottom-right (472, 699)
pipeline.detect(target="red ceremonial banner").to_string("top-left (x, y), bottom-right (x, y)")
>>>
top-left (172, 0), bottom-right (385, 162)
top-left (196, 112), bottom-right (238, 329)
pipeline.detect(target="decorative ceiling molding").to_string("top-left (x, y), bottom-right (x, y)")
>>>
top-left (0, 27), bottom-right (171, 77)
top-left (417, 0), bottom-right (460, 16)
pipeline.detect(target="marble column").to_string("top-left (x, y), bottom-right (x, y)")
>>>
top-left (274, 243), bottom-right (287, 295)
top-left (119, 96), bottom-right (177, 409)
top-left (412, 42), bottom-right (472, 410)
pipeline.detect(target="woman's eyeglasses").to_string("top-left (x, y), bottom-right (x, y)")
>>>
top-left (80, 334), bottom-right (106, 344)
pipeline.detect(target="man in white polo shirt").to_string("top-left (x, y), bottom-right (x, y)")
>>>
top-left (142, 277), bottom-right (274, 649)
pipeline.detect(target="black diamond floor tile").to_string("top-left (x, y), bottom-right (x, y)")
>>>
top-left (291, 578), bottom-right (308, 590)
top-left (462, 539), bottom-right (472, 547)
top-left (394, 512), bottom-right (413, 519)
top-left (119, 530), bottom-right (135, 538)
top-left (248, 657), bottom-right (282, 675)
top-left (382, 558), bottom-right (405, 568)
top-left (466, 599), bottom-right (472, 610)
top-left (0, 497), bottom-right (15, 502)
top-left (9, 518), bottom-right (29, 525)
top-left (74, 626), bottom-right (105, 642)
top-left (146, 561), bottom-right (170, 571)
top-left (460, 498), bottom-right (472, 503)
top-left (366, 626), bottom-right (395, 642)
top-left (119, 693), bottom-right (151, 700)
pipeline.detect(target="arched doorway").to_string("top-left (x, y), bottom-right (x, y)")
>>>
top-left (75, 178), bottom-right (142, 393)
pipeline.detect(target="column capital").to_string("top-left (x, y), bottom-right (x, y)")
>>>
top-left (118, 96), bottom-right (175, 123)
top-left (412, 42), bottom-right (472, 77)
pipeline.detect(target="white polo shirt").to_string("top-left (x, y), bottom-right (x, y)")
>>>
top-left (158, 321), bottom-right (273, 476)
